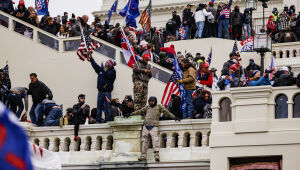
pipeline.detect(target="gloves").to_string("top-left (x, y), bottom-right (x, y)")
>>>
top-left (178, 80), bottom-right (183, 84)
top-left (174, 117), bottom-right (181, 122)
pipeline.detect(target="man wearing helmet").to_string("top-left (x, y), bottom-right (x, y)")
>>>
top-left (132, 53), bottom-right (152, 111)
top-left (131, 96), bottom-right (180, 162)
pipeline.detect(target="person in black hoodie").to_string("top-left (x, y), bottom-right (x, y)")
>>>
top-left (72, 94), bottom-right (90, 141)
top-left (13, 1), bottom-right (29, 22)
top-left (90, 57), bottom-right (116, 123)
top-left (182, 4), bottom-right (194, 40)
top-left (0, 0), bottom-right (14, 14)
top-left (28, 73), bottom-right (53, 126)
top-left (194, 90), bottom-right (212, 119)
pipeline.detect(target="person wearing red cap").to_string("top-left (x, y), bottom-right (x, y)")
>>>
top-left (89, 57), bottom-right (116, 123)
top-left (217, 63), bottom-right (241, 90)
top-left (266, 15), bottom-right (276, 40)
top-left (12, 0), bottom-right (29, 22)
top-left (0, 0), bottom-right (14, 14)
top-left (197, 63), bottom-right (213, 87)
top-left (221, 51), bottom-right (243, 78)
top-left (132, 53), bottom-right (152, 111)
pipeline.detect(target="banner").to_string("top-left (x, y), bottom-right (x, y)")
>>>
top-left (35, 0), bottom-right (49, 16)
top-left (240, 36), bottom-right (254, 52)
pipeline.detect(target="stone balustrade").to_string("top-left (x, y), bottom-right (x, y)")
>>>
top-left (272, 42), bottom-right (300, 59)
top-left (22, 116), bottom-right (211, 165)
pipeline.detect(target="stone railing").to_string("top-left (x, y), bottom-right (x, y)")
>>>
top-left (22, 116), bottom-right (211, 164)
top-left (272, 41), bottom-right (300, 59)
top-left (211, 86), bottom-right (300, 135)
top-left (0, 10), bottom-right (172, 83)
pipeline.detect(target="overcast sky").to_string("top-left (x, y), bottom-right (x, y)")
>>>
top-left (15, 0), bottom-right (103, 23)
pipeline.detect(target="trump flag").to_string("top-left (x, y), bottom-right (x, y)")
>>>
top-left (35, 0), bottom-right (49, 16)
top-left (0, 102), bottom-right (33, 170)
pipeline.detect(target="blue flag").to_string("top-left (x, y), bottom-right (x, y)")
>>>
top-left (207, 47), bottom-right (212, 64)
top-left (232, 40), bottom-right (239, 53)
top-left (119, 0), bottom-right (140, 28)
top-left (0, 102), bottom-right (33, 170)
top-left (174, 58), bottom-right (186, 113)
top-left (35, 0), bottom-right (49, 16)
top-left (108, 0), bottom-right (118, 24)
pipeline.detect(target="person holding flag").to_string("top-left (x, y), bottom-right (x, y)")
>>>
top-left (132, 53), bottom-right (152, 111)
top-left (177, 58), bottom-right (196, 119)
top-left (35, 0), bottom-right (49, 16)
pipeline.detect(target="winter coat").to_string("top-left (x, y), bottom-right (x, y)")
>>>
top-left (221, 60), bottom-right (243, 78)
top-left (119, 104), bottom-right (134, 118)
top-left (267, 20), bottom-right (276, 34)
top-left (13, 5), bottom-right (29, 21)
top-left (90, 57), bottom-right (116, 92)
top-left (197, 70), bottom-right (213, 87)
top-left (10, 87), bottom-right (29, 111)
top-left (246, 63), bottom-right (261, 73)
top-left (160, 45), bottom-right (176, 55)
top-left (207, 7), bottom-right (217, 23)
top-left (0, 0), bottom-right (14, 14)
top-left (132, 104), bottom-right (175, 127)
top-left (182, 8), bottom-right (193, 26)
top-left (172, 15), bottom-right (181, 29)
top-left (194, 9), bottom-right (212, 23)
top-left (41, 99), bottom-right (58, 116)
top-left (26, 18), bottom-right (38, 27)
top-left (167, 95), bottom-right (182, 119)
top-left (28, 80), bottom-right (53, 105)
top-left (241, 13), bottom-right (251, 25)
top-left (230, 10), bottom-right (242, 26)
top-left (73, 103), bottom-right (90, 124)
top-left (217, 75), bottom-right (240, 90)
top-left (250, 76), bottom-right (271, 86)
top-left (273, 73), bottom-right (296, 87)
top-left (193, 97), bottom-right (211, 117)
top-left (132, 60), bottom-right (152, 83)
top-left (182, 66), bottom-right (197, 90)
top-left (166, 19), bottom-right (177, 36)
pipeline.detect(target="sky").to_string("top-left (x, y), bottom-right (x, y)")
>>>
top-left (14, 0), bottom-right (103, 23)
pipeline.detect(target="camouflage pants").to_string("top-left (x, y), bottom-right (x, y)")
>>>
top-left (141, 126), bottom-right (159, 159)
top-left (133, 80), bottom-right (148, 111)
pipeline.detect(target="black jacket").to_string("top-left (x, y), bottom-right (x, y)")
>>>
top-left (72, 103), bottom-right (90, 123)
top-left (119, 104), bottom-right (134, 118)
top-left (13, 5), bottom-right (29, 22)
top-left (182, 8), bottom-right (193, 26)
top-left (273, 73), bottom-right (296, 87)
top-left (246, 63), bottom-right (261, 73)
top-left (0, 0), bottom-right (14, 14)
top-left (28, 80), bottom-right (53, 105)
top-left (172, 15), bottom-right (181, 29)
top-left (166, 19), bottom-right (177, 36)
top-left (221, 59), bottom-right (243, 78)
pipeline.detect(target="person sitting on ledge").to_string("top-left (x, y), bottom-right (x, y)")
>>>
top-left (131, 96), bottom-right (181, 162)
top-left (73, 94), bottom-right (90, 141)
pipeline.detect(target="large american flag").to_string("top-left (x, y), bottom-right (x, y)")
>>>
top-left (139, 0), bottom-right (151, 32)
top-left (77, 27), bottom-right (101, 61)
top-left (232, 40), bottom-right (239, 53)
top-left (161, 72), bottom-right (180, 107)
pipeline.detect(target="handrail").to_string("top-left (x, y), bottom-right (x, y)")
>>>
top-left (0, 10), bottom-right (173, 79)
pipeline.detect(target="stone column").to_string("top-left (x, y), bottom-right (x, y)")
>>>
top-left (201, 135), bottom-right (208, 147)
top-left (189, 132), bottom-right (195, 147)
top-left (166, 132), bottom-right (172, 148)
top-left (178, 132), bottom-right (184, 148)
top-left (69, 141), bottom-right (75, 151)
top-left (108, 116), bottom-right (144, 162)
top-left (91, 139), bottom-right (97, 151)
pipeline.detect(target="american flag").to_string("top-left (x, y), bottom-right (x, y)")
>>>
top-left (161, 58), bottom-right (186, 112)
top-left (161, 72), bottom-right (181, 107)
top-left (179, 25), bottom-right (185, 40)
top-left (139, 0), bottom-right (151, 32)
top-left (77, 27), bottom-right (101, 61)
top-left (232, 40), bottom-right (239, 53)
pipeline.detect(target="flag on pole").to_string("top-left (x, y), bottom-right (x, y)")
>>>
top-left (269, 56), bottom-right (275, 80)
top-left (35, 0), bottom-right (49, 15)
top-left (107, 0), bottom-right (118, 24)
top-left (139, 0), bottom-right (152, 32)
top-left (207, 47), bottom-right (213, 64)
top-left (121, 28), bottom-right (136, 68)
top-left (119, 0), bottom-right (140, 28)
top-left (232, 40), bottom-right (239, 53)
top-left (0, 102), bottom-right (33, 170)
top-left (179, 25), bottom-right (185, 40)
top-left (77, 26), bottom-right (102, 61)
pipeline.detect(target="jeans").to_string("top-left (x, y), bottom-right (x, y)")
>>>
top-left (7, 92), bottom-right (24, 118)
top-left (183, 90), bottom-right (194, 119)
top-left (44, 108), bottom-right (63, 126)
top-left (195, 21), bottom-right (205, 38)
top-left (29, 103), bottom-right (43, 125)
top-left (183, 25), bottom-right (190, 40)
top-left (218, 19), bottom-right (229, 39)
top-left (243, 23), bottom-right (251, 40)
top-left (96, 91), bottom-right (112, 123)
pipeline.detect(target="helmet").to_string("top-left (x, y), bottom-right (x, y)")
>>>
top-left (148, 96), bottom-right (157, 107)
